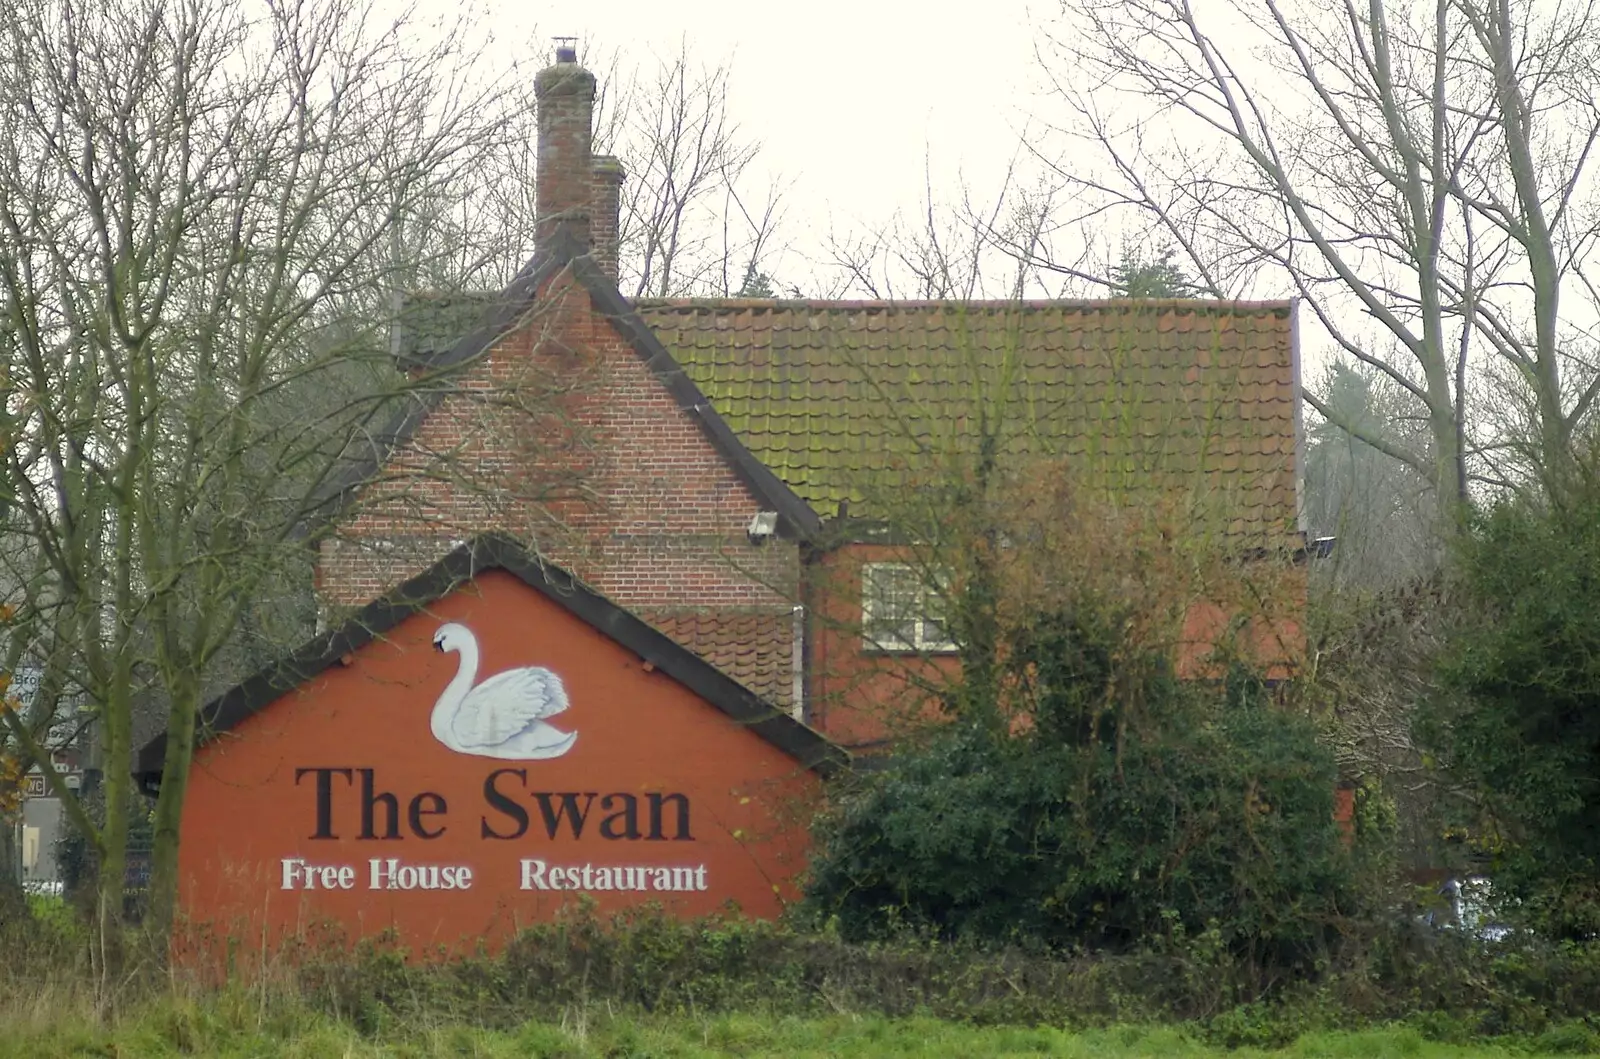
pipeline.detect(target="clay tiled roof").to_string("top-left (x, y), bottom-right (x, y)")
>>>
top-left (644, 610), bottom-right (795, 713)
top-left (634, 299), bottom-right (1301, 539)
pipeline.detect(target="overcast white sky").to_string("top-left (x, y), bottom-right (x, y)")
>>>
top-left (476, 0), bottom-right (1057, 255)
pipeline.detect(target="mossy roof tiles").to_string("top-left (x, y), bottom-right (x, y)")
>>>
top-left (387, 285), bottom-right (1300, 541)
top-left (634, 299), bottom-right (1300, 537)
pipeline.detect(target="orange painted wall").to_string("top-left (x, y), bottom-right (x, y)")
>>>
top-left (178, 570), bottom-right (818, 953)
top-left (804, 543), bottom-right (959, 747)
top-left (1175, 563), bottom-right (1307, 682)
top-left (805, 543), bottom-right (1307, 747)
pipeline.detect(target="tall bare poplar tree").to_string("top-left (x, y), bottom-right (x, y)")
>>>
top-left (1044, 0), bottom-right (1600, 520)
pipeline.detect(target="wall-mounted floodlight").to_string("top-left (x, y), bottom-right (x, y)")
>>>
top-left (747, 511), bottom-right (779, 544)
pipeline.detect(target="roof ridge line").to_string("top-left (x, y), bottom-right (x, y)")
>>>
top-left (631, 297), bottom-right (1296, 312)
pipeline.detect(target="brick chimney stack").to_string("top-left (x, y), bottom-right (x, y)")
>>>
top-left (590, 155), bottom-right (625, 282)
top-left (535, 40), bottom-right (596, 252)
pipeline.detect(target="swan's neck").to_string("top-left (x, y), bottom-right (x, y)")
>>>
top-left (431, 640), bottom-right (479, 742)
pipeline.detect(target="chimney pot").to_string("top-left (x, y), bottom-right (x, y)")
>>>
top-left (534, 41), bottom-right (597, 254)
top-left (553, 37), bottom-right (578, 64)
top-left (591, 155), bottom-right (626, 284)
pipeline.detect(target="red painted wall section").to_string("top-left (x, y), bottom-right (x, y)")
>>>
top-left (1334, 786), bottom-right (1356, 844)
top-left (178, 569), bottom-right (818, 953)
top-left (319, 273), bottom-right (802, 710)
top-left (805, 543), bottom-right (960, 747)
top-left (1175, 564), bottom-right (1308, 682)
top-left (805, 543), bottom-right (1307, 747)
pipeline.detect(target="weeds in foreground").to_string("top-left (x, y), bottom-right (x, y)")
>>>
top-left (6, 899), bottom-right (1600, 1054)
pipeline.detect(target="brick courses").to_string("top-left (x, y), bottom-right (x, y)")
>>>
top-left (320, 272), bottom-right (802, 708)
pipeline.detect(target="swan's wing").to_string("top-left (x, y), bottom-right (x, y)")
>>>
top-left (452, 667), bottom-right (570, 749)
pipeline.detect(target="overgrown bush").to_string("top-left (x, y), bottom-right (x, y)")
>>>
top-left (805, 467), bottom-right (1367, 980)
top-left (14, 898), bottom-right (1600, 1042)
top-left (282, 906), bottom-right (1163, 1029)
top-left (220, 905), bottom-right (1600, 1036)
top-left (1429, 472), bottom-right (1600, 938)
top-left (804, 667), bottom-right (1358, 977)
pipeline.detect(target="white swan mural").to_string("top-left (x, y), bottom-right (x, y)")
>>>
top-left (429, 623), bottom-right (577, 759)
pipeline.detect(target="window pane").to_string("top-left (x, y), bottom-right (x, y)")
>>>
top-left (864, 564), bottom-right (919, 647)
top-left (919, 579), bottom-right (951, 647)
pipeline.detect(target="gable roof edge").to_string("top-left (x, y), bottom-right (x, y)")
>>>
top-left (323, 231), bottom-right (822, 541)
top-left (568, 256), bottom-right (824, 540)
top-left (135, 534), bottom-right (849, 788)
top-left (301, 236), bottom-right (580, 532)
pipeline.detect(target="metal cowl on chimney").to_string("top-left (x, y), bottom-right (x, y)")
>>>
top-left (534, 39), bottom-right (596, 253)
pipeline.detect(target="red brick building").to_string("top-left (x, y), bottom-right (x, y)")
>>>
top-left (129, 47), bottom-right (1312, 951)
top-left (316, 47), bottom-right (1308, 751)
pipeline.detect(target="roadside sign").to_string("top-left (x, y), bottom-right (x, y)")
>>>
top-left (5, 665), bottom-right (87, 749)
top-left (9, 667), bottom-right (40, 710)
top-left (20, 768), bottom-right (80, 798)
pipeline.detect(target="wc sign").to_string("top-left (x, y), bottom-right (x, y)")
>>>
top-left (21, 768), bottom-right (79, 799)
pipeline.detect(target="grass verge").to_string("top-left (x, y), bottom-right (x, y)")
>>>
top-left (2, 1001), bottom-right (1594, 1059)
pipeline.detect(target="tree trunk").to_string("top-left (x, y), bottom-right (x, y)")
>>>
top-left (147, 672), bottom-right (200, 942)
top-left (93, 681), bottom-right (132, 981)
top-left (0, 819), bottom-right (23, 918)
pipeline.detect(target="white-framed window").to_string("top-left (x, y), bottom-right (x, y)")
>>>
top-left (861, 562), bottom-right (956, 652)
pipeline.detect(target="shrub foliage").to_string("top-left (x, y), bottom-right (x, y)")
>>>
top-left (806, 468), bottom-right (1362, 973)
top-left (1432, 478), bottom-right (1600, 936)
top-left (805, 620), bottom-right (1358, 971)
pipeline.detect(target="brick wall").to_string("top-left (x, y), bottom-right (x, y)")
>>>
top-left (319, 271), bottom-right (802, 710)
top-left (590, 156), bottom-right (624, 283)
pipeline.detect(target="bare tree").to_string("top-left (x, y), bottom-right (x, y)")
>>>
top-left (603, 43), bottom-right (781, 298)
top-left (0, 0), bottom-right (553, 961)
top-left (1303, 363), bottom-right (1437, 588)
top-left (819, 156), bottom-right (1074, 300)
top-left (1043, 0), bottom-right (1600, 523)
top-left (465, 40), bottom-right (787, 298)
